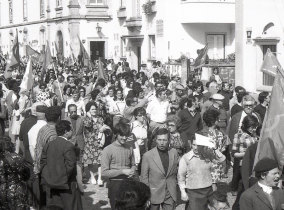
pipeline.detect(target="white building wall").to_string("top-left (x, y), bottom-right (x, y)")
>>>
top-left (235, 0), bottom-right (284, 93)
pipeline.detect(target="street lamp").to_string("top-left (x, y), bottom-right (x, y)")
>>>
top-left (96, 23), bottom-right (102, 33)
top-left (246, 27), bottom-right (252, 44)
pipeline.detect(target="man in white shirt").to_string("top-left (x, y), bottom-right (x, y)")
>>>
top-left (146, 88), bottom-right (169, 133)
top-left (65, 89), bottom-right (85, 117)
top-left (28, 104), bottom-right (47, 161)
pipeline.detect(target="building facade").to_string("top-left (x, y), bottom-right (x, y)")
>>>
top-left (235, 0), bottom-right (284, 92)
top-left (0, 0), bottom-right (235, 71)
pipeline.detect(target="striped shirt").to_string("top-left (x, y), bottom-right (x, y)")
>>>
top-left (34, 123), bottom-right (57, 174)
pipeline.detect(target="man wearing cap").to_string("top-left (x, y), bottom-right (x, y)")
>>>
top-left (202, 93), bottom-right (229, 134)
top-left (170, 83), bottom-right (186, 110)
top-left (19, 102), bottom-right (44, 209)
top-left (240, 158), bottom-right (284, 210)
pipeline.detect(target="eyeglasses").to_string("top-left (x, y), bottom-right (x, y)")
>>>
top-left (168, 124), bottom-right (175, 127)
top-left (244, 105), bottom-right (254, 108)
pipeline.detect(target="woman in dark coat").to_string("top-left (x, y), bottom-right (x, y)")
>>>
top-left (0, 136), bottom-right (29, 210)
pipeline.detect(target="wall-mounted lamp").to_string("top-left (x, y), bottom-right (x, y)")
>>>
top-left (246, 27), bottom-right (252, 44)
top-left (82, 39), bottom-right (86, 44)
top-left (96, 23), bottom-right (102, 33)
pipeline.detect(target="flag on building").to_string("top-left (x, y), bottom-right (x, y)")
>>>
top-left (260, 48), bottom-right (281, 77)
top-left (4, 30), bottom-right (21, 78)
top-left (26, 45), bottom-right (40, 62)
top-left (20, 59), bottom-right (34, 92)
top-left (254, 66), bottom-right (284, 170)
top-left (77, 36), bottom-right (90, 67)
top-left (194, 44), bottom-right (208, 69)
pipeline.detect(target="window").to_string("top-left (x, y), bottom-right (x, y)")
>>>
top-left (121, 38), bottom-right (126, 57)
top-left (23, 0), bottom-right (27, 21)
top-left (149, 35), bottom-right (156, 59)
top-left (262, 44), bottom-right (276, 86)
top-left (132, 0), bottom-right (141, 17)
top-left (206, 34), bottom-right (225, 59)
top-left (89, 0), bottom-right (104, 5)
top-left (56, 0), bottom-right (62, 7)
top-left (120, 0), bottom-right (126, 8)
top-left (9, 0), bottom-right (13, 24)
top-left (40, 0), bottom-right (45, 17)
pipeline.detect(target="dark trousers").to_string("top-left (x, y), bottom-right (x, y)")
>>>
top-left (150, 189), bottom-right (175, 210)
top-left (185, 186), bottom-right (213, 210)
top-left (232, 179), bottom-right (244, 210)
top-left (231, 159), bottom-right (241, 191)
top-left (46, 182), bottom-right (83, 210)
top-left (108, 178), bottom-right (128, 209)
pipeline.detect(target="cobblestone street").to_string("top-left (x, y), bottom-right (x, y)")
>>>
top-left (82, 168), bottom-right (235, 210)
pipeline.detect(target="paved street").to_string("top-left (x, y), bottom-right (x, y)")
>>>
top-left (82, 168), bottom-right (236, 210)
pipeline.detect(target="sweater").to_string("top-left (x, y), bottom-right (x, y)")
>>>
top-left (101, 141), bottom-right (135, 179)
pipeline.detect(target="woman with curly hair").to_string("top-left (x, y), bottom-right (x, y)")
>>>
top-left (0, 136), bottom-right (29, 210)
top-left (200, 109), bottom-right (231, 190)
top-left (82, 102), bottom-right (110, 186)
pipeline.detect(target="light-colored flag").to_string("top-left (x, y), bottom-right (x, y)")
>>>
top-left (260, 48), bottom-right (281, 77)
top-left (20, 59), bottom-right (34, 92)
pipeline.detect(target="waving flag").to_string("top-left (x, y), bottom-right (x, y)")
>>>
top-left (194, 44), bottom-right (208, 69)
top-left (41, 41), bottom-right (53, 81)
top-left (260, 48), bottom-right (281, 77)
top-left (4, 30), bottom-right (21, 78)
top-left (20, 59), bottom-right (34, 92)
top-left (254, 67), bottom-right (284, 170)
top-left (26, 45), bottom-right (40, 62)
top-left (77, 35), bottom-right (90, 67)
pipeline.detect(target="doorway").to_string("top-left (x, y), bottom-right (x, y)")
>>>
top-left (90, 41), bottom-right (105, 61)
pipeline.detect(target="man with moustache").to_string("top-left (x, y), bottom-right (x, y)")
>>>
top-left (101, 122), bottom-right (136, 210)
top-left (141, 128), bottom-right (179, 210)
top-left (240, 158), bottom-right (284, 210)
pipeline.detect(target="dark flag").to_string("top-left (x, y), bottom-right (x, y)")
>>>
top-left (254, 66), bottom-right (284, 170)
top-left (194, 44), bottom-right (208, 69)
top-left (26, 45), bottom-right (40, 62)
top-left (97, 57), bottom-right (107, 81)
top-left (5, 30), bottom-right (21, 78)
top-left (41, 41), bottom-right (53, 81)
top-left (77, 35), bottom-right (90, 67)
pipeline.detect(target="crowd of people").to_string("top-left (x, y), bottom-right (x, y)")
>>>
top-left (0, 57), bottom-right (283, 210)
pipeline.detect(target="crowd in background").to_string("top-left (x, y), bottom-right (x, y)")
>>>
top-left (0, 56), bottom-right (283, 210)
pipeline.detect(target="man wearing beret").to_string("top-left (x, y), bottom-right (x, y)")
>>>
top-left (240, 158), bottom-right (284, 210)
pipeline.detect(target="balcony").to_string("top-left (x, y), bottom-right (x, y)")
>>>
top-left (117, 7), bottom-right (127, 18)
top-left (180, 0), bottom-right (235, 23)
top-left (85, 4), bottom-right (110, 18)
top-left (125, 17), bottom-right (142, 29)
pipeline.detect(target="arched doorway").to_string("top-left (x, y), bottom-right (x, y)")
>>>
top-left (56, 30), bottom-right (64, 60)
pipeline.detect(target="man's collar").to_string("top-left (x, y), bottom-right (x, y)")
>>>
top-left (258, 182), bottom-right (273, 194)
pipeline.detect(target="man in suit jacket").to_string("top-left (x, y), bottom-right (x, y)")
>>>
top-left (41, 120), bottom-right (82, 210)
top-left (66, 104), bottom-right (85, 152)
top-left (141, 128), bottom-right (179, 210)
top-left (240, 158), bottom-right (284, 210)
top-left (228, 95), bottom-right (261, 194)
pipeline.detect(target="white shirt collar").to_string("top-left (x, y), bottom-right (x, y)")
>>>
top-left (258, 182), bottom-right (273, 194)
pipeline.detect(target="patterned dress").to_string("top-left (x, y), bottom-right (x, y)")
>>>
top-left (0, 151), bottom-right (29, 210)
top-left (82, 116), bottom-right (104, 167)
top-left (201, 127), bottom-right (229, 183)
